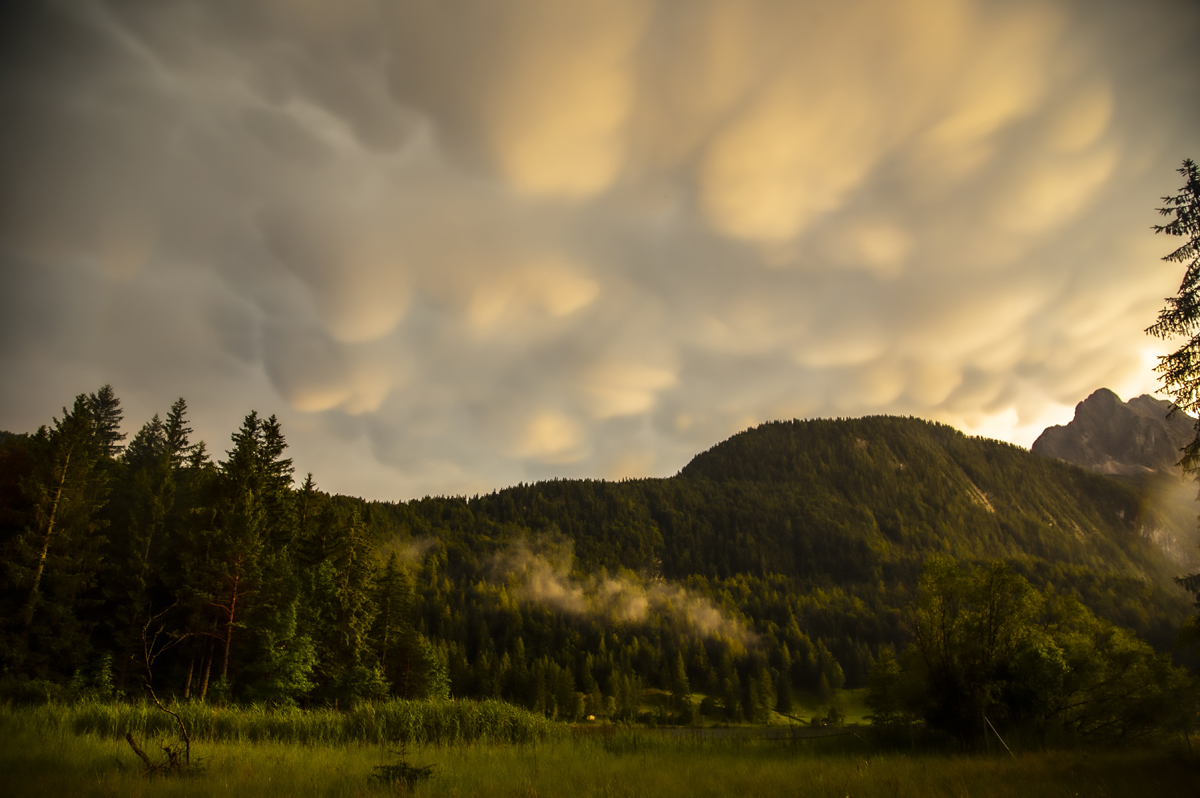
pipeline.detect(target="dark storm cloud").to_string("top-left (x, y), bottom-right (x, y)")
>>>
top-left (1, 0), bottom-right (1198, 499)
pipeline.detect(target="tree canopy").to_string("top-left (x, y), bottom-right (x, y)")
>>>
top-left (1145, 158), bottom-right (1200, 602)
top-left (867, 558), bottom-right (1193, 744)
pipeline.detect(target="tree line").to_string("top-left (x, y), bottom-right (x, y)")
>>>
top-left (867, 558), bottom-right (1194, 745)
top-left (0, 389), bottom-right (444, 709)
top-left (0, 387), bottom-right (1195, 740)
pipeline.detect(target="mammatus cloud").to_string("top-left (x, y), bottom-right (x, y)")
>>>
top-left (0, 0), bottom-right (1197, 499)
top-left (490, 539), bottom-right (755, 646)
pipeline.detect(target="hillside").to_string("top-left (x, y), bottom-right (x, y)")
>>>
top-left (405, 416), bottom-right (1194, 584)
top-left (674, 415), bottom-right (1197, 581)
top-left (366, 416), bottom-right (1195, 668)
top-left (3, 401), bottom-right (1195, 722)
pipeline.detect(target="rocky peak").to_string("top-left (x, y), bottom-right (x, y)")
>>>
top-left (1031, 388), bottom-right (1196, 475)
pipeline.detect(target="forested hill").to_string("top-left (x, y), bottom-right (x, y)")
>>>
top-left (2, 393), bottom-right (1195, 724)
top-left (379, 416), bottom-right (1194, 647)
top-left (672, 416), bottom-right (1195, 584)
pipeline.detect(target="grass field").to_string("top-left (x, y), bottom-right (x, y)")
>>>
top-left (56, 697), bottom-right (563, 746)
top-left (2, 703), bottom-right (1198, 797)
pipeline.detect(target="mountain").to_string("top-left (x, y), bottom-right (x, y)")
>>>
top-left (669, 415), bottom-right (1198, 581)
top-left (372, 416), bottom-right (1196, 659)
top-left (1029, 389), bottom-right (1200, 572)
top-left (1031, 388), bottom-right (1195, 475)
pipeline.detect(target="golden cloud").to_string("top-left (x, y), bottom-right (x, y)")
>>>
top-left (482, 0), bottom-right (649, 197)
top-left (581, 359), bottom-right (678, 419)
top-left (515, 410), bottom-right (587, 463)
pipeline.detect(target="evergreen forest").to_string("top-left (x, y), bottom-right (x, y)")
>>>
top-left (1, 386), bottom-right (1196, 743)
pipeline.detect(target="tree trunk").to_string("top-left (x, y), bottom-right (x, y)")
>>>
top-left (379, 596), bottom-right (391, 670)
top-left (20, 450), bottom-right (70, 628)
top-left (220, 573), bottom-right (240, 683)
top-left (199, 643), bottom-right (212, 701)
top-left (183, 655), bottom-right (195, 699)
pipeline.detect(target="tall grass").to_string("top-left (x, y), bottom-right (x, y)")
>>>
top-left (15, 698), bottom-right (563, 746)
top-left (0, 707), bottom-right (1195, 798)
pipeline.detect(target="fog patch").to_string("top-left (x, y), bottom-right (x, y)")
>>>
top-left (490, 538), bottom-right (755, 645)
top-left (376, 536), bottom-right (439, 567)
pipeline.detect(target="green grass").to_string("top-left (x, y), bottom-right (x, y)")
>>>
top-left (2, 705), bottom-right (1198, 797)
top-left (21, 698), bottom-right (562, 746)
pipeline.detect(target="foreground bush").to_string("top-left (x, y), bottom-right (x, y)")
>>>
top-left (867, 559), bottom-right (1198, 745)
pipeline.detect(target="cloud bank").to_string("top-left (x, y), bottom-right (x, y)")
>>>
top-left (0, 0), bottom-right (1197, 499)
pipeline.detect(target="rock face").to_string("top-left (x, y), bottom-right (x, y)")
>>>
top-left (1032, 388), bottom-right (1196, 475)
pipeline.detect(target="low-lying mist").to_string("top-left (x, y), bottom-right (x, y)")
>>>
top-left (487, 537), bottom-right (755, 646)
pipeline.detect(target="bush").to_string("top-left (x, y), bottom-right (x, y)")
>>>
top-left (0, 676), bottom-right (68, 705)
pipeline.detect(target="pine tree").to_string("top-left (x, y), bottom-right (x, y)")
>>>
top-left (371, 551), bottom-right (446, 700)
top-left (722, 671), bottom-right (742, 722)
top-left (163, 398), bottom-right (195, 469)
top-left (109, 413), bottom-right (178, 689)
top-left (775, 676), bottom-right (794, 714)
top-left (1147, 159), bottom-right (1200, 432)
top-left (14, 397), bottom-right (108, 627)
top-left (87, 384), bottom-right (125, 458)
top-left (3, 395), bottom-right (109, 674)
top-left (181, 411), bottom-right (294, 697)
top-left (241, 594), bottom-right (317, 705)
top-left (1146, 158), bottom-right (1200, 602)
top-left (122, 415), bottom-right (165, 471)
top-left (751, 666), bottom-right (775, 723)
top-left (330, 507), bottom-right (377, 669)
top-left (294, 474), bottom-right (320, 560)
top-left (373, 552), bottom-right (413, 683)
top-left (300, 499), bottom-right (382, 704)
top-left (160, 402), bottom-right (216, 700)
top-left (256, 414), bottom-right (295, 551)
top-left (668, 650), bottom-right (691, 712)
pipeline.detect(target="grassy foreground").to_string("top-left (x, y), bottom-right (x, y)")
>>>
top-left (2, 706), bottom-right (1198, 798)
top-left (56, 698), bottom-right (563, 746)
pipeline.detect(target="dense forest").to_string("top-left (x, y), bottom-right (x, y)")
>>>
top-left (0, 387), bottom-right (1196, 738)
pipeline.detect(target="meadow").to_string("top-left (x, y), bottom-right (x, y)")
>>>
top-left (2, 702), bottom-right (1197, 798)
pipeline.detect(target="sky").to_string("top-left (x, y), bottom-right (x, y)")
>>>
top-left (1, 0), bottom-right (1198, 502)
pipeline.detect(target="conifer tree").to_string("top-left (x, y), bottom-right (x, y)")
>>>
top-left (1147, 158), bottom-right (1200, 431)
top-left (183, 411), bottom-right (294, 696)
top-left (255, 414), bottom-right (295, 551)
top-left (165, 406), bottom-right (218, 700)
top-left (122, 415), bottom-right (165, 471)
top-left (299, 499), bottom-right (383, 704)
top-left (109, 413), bottom-right (177, 688)
top-left (3, 395), bottom-right (109, 673)
top-left (294, 474), bottom-right (320, 559)
top-left (668, 650), bottom-right (691, 712)
top-left (373, 553), bottom-right (410, 663)
top-left (722, 670), bottom-right (742, 722)
top-left (1146, 158), bottom-right (1200, 602)
top-left (372, 550), bottom-right (443, 699)
top-left (87, 384), bottom-right (125, 458)
top-left (163, 398), bottom-right (195, 469)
